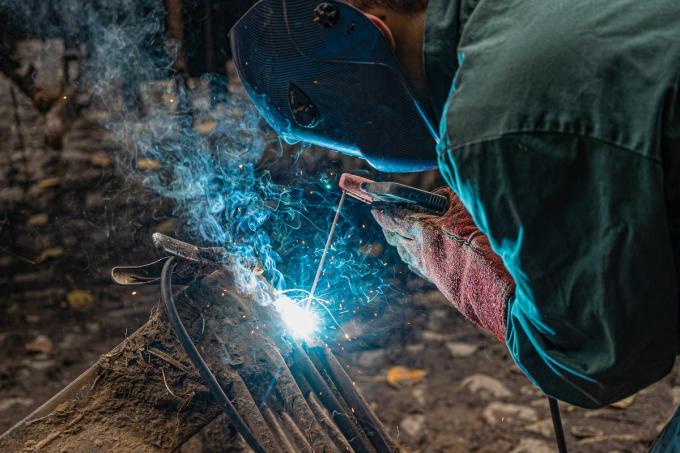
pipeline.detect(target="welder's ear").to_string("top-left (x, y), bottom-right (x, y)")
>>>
top-left (363, 13), bottom-right (396, 52)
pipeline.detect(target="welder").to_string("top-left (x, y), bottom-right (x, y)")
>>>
top-left (231, 0), bottom-right (680, 448)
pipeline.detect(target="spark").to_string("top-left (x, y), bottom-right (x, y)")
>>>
top-left (275, 294), bottom-right (318, 339)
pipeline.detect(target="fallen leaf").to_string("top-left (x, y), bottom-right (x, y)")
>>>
top-left (34, 247), bottom-right (64, 264)
top-left (67, 290), bottom-right (94, 309)
top-left (90, 152), bottom-right (111, 167)
top-left (358, 243), bottom-right (383, 257)
top-left (154, 219), bottom-right (178, 234)
top-left (25, 335), bottom-right (53, 354)
top-left (137, 158), bottom-right (160, 170)
top-left (570, 425), bottom-right (604, 439)
top-left (610, 395), bottom-right (636, 409)
top-left (386, 366), bottom-right (427, 388)
top-left (36, 177), bottom-right (60, 190)
top-left (195, 121), bottom-right (217, 134)
top-left (26, 213), bottom-right (48, 227)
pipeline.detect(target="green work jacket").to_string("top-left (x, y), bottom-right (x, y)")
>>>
top-left (425, 0), bottom-right (680, 408)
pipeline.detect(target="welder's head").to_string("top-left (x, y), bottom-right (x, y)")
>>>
top-left (230, 0), bottom-right (437, 173)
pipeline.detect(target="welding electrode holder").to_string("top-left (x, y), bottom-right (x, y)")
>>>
top-left (338, 173), bottom-right (449, 216)
top-left (110, 233), bottom-right (229, 286)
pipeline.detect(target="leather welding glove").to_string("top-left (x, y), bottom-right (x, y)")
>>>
top-left (372, 187), bottom-right (515, 342)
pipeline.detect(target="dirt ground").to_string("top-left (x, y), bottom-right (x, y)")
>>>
top-left (2, 55), bottom-right (679, 453)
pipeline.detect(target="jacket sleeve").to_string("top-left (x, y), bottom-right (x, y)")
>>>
top-left (438, 132), bottom-right (679, 408)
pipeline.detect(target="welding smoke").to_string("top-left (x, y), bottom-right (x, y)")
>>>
top-left (1, 0), bottom-right (397, 329)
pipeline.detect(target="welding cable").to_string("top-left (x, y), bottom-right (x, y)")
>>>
top-left (160, 257), bottom-right (266, 453)
top-left (548, 397), bottom-right (568, 453)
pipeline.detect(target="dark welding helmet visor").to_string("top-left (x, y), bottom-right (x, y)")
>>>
top-left (230, 0), bottom-right (438, 172)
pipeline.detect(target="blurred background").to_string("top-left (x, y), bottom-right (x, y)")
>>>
top-left (0, 1), bottom-right (677, 451)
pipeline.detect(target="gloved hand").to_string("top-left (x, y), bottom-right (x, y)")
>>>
top-left (372, 187), bottom-right (515, 342)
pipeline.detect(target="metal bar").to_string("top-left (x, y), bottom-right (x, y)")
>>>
top-left (263, 406), bottom-right (299, 453)
top-left (281, 412), bottom-right (315, 453)
top-left (266, 345), bottom-right (339, 452)
top-left (227, 376), bottom-right (283, 452)
top-left (310, 345), bottom-right (397, 453)
top-left (292, 342), bottom-right (375, 453)
top-left (548, 397), bottom-right (568, 453)
top-left (308, 392), bottom-right (353, 453)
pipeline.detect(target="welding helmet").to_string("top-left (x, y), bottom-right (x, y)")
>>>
top-left (230, 0), bottom-right (438, 172)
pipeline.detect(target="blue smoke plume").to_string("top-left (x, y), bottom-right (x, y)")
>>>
top-left (2, 0), bottom-right (399, 334)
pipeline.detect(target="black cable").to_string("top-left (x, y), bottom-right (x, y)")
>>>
top-left (548, 397), bottom-right (568, 453)
top-left (160, 257), bottom-right (266, 453)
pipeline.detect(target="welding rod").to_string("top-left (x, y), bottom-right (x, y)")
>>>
top-left (306, 191), bottom-right (346, 311)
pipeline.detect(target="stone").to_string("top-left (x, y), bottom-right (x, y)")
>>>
top-left (399, 414), bottom-right (426, 438)
top-left (461, 374), bottom-right (512, 399)
top-left (510, 438), bottom-right (554, 453)
top-left (483, 402), bottom-right (538, 425)
top-left (25, 334), bottom-right (53, 354)
top-left (519, 384), bottom-right (543, 398)
top-left (578, 433), bottom-right (644, 446)
top-left (26, 213), bottom-right (49, 227)
top-left (0, 397), bottom-right (34, 413)
top-left (22, 357), bottom-right (56, 371)
top-left (524, 419), bottom-right (554, 438)
top-left (356, 349), bottom-right (386, 368)
top-left (422, 330), bottom-right (453, 342)
top-left (412, 386), bottom-right (427, 406)
top-left (672, 386), bottom-right (680, 406)
top-left (570, 425), bottom-right (604, 439)
top-left (406, 343), bottom-right (425, 354)
top-left (445, 342), bottom-right (479, 357)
